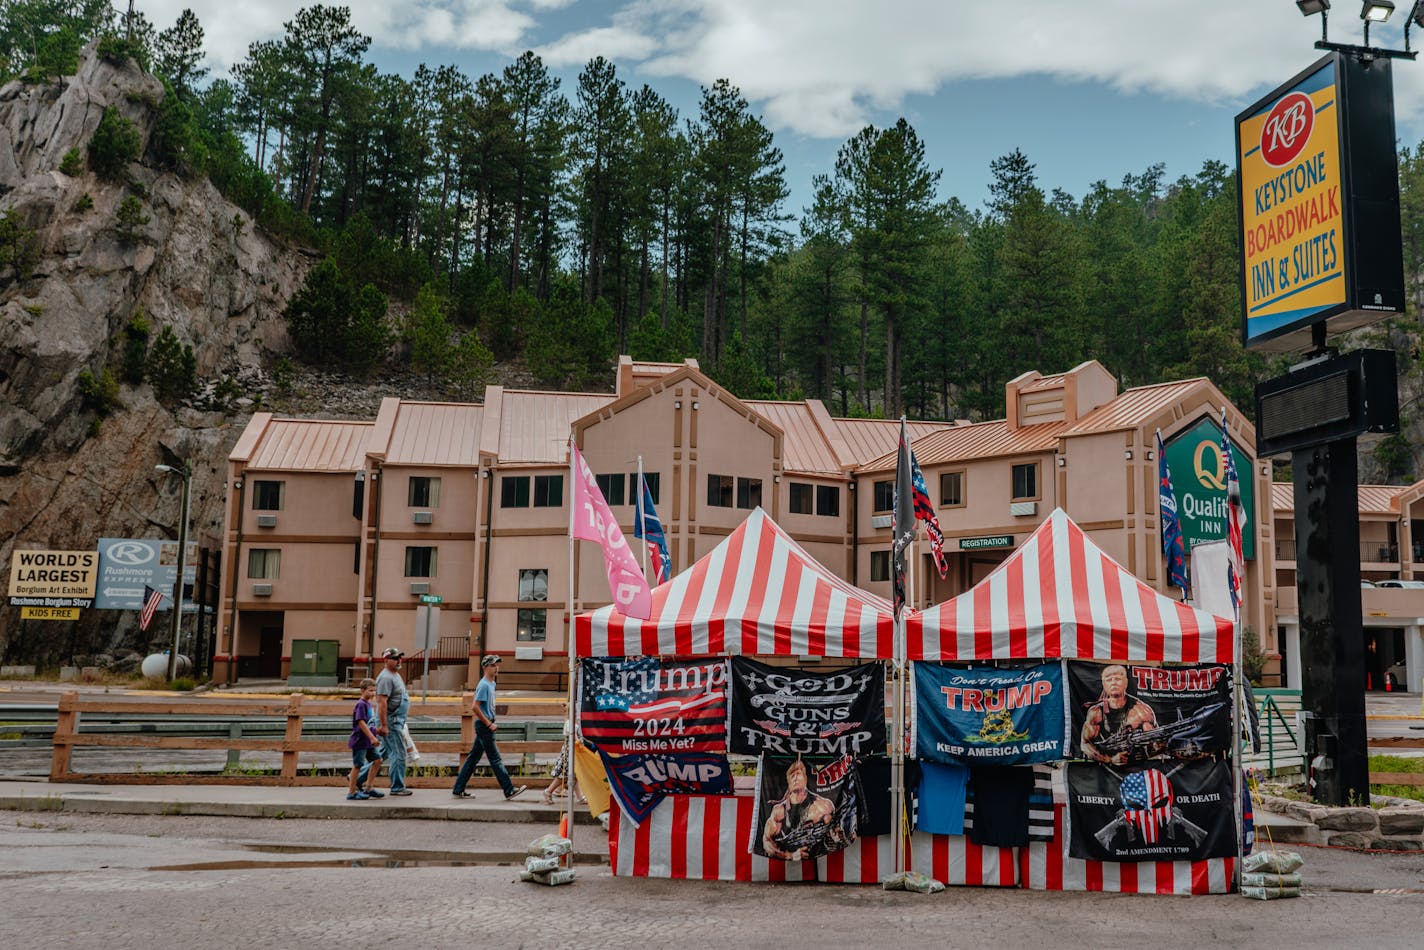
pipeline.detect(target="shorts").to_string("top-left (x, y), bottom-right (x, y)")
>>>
top-left (352, 747), bottom-right (380, 769)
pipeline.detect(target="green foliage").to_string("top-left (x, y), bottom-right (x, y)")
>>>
top-left (0, 209), bottom-right (41, 282)
top-left (154, 9), bottom-right (206, 99)
top-left (271, 356), bottom-right (295, 395)
top-left (71, 192), bottom-right (93, 212)
top-left (76, 367), bottom-right (120, 417)
top-left (147, 326), bottom-right (196, 405)
top-left (25, 25), bottom-right (80, 81)
top-left (448, 330), bottom-right (494, 401)
top-left (96, 33), bottom-right (150, 71)
top-left (88, 106), bottom-right (141, 181)
top-left (149, 80), bottom-right (202, 173)
top-left (284, 259), bottom-right (392, 375)
top-left (59, 147), bottom-right (84, 176)
top-left (1240, 627), bottom-right (1266, 686)
top-left (527, 279), bottom-right (615, 389)
top-left (325, 214), bottom-right (432, 298)
top-left (114, 194), bottom-right (150, 243)
top-left (121, 312), bottom-right (151, 384)
top-left (403, 284), bottom-right (454, 381)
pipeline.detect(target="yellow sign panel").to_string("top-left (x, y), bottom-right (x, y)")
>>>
top-left (1237, 58), bottom-right (1344, 345)
top-left (20, 606), bottom-right (80, 621)
top-left (8, 549), bottom-right (99, 598)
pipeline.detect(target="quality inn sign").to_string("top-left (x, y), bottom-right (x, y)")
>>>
top-left (1164, 417), bottom-right (1256, 560)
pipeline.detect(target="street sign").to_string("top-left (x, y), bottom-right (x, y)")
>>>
top-left (419, 594), bottom-right (443, 604)
top-left (95, 539), bottom-right (197, 610)
top-left (20, 606), bottom-right (80, 621)
top-left (415, 605), bottom-right (441, 651)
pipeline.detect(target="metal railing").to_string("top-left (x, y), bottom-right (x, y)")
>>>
top-left (1361, 542), bottom-right (1400, 563)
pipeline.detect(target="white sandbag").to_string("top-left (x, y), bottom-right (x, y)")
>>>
top-left (1241, 872), bottom-right (1302, 888)
top-left (1241, 884), bottom-right (1301, 900)
top-left (882, 871), bottom-right (944, 894)
top-left (527, 833), bottom-right (573, 858)
top-left (1243, 851), bottom-right (1303, 875)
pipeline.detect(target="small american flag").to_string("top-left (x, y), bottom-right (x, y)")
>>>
top-left (138, 585), bottom-right (163, 632)
top-left (1220, 409), bottom-right (1245, 618)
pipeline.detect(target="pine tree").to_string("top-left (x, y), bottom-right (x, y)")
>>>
top-left (154, 8), bottom-right (206, 99)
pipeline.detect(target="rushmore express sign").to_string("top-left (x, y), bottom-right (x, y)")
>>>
top-left (1236, 53), bottom-right (1404, 352)
top-left (1164, 418), bottom-right (1255, 561)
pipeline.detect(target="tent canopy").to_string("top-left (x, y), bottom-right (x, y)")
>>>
top-left (575, 507), bottom-right (894, 658)
top-left (908, 508), bottom-right (1234, 663)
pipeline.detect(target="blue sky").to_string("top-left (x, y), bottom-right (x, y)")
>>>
top-left (136, 0), bottom-right (1424, 216)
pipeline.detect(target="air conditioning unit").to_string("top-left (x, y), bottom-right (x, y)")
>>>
top-left (515, 646), bottom-right (544, 661)
top-left (870, 514), bottom-right (893, 529)
top-left (409, 582), bottom-right (430, 594)
top-left (412, 511), bottom-right (433, 525)
top-left (252, 583), bottom-right (273, 596)
top-left (256, 514), bottom-right (277, 528)
top-left (1009, 501), bottom-right (1037, 517)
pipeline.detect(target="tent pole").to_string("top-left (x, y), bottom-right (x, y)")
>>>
top-left (1233, 616), bottom-right (1245, 890)
top-left (566, 433), bottom-right (577, 864)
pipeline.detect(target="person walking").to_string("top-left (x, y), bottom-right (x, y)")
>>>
top-left (452, 655), bottom-right (526, 800)
top-left (346, 678), bottom-right (380, 801)
top-left (376, 647), bottom-right (412, 796)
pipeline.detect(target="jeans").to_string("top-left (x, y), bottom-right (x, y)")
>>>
top-left (385, 713), bottom-right (408, 791)
top-left (452, 723), bottom-right (514, 797)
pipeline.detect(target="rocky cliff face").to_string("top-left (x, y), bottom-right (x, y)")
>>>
top-left (0, 48), bottom-right (308, 662)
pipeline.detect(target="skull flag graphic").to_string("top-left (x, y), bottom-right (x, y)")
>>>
top-left (1066, 760), bottom-right (1235, 863)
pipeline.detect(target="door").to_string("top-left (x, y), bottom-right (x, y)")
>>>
top-left (257, 625), bottom-right (284, 678)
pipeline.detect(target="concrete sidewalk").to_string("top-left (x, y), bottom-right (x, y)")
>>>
top-left (0, 779), bottom-right (600, 824)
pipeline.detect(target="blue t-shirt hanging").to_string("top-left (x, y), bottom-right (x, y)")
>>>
top-left (914, 662), bottom-right (1065, 765)
top-left (916, 760), bottom-right (969, 836)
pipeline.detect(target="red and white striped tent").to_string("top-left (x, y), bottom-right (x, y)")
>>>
top-left (575, 506), bottom-right (894, 658)
top-left (907, 507), bottom-right (1235, 664)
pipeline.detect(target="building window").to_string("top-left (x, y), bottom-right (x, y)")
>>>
top-left (501, 476), bottom-right (530, 508)
top-left (404, 546), bottom-right (437, 578)
top-left (737, 477), bottom-right (762, 510)
top-left (247, 549), bottom-right (280, 579)
top-left (1011, 462), bottom-right (1039, 501)
top-left (639, 472), bottom-right (661, 504)
top-left (518, 568), bottom-right (548, 602)
top-left (789, 482), bottom-right (813, 515)
top-left (534, 474), bottom-right (563, 507)
top-left (873, 480), bottom-right (894, 513)
top-left (870, 551), bottom-right (891, 582)
top-left (408, 476), bottom-right (441, 507)
top-left (517, 608), bottom-right (547, 642)
top-left (595, 473), bottom-right (625, 506)
top-left (252, 480), bottom-right (285, 510)
top-left (707, 474), bottom-right (734, 508)
top-left (941, 471), bottom-right (964, 508)
top-left (816, 485), bottom-right (840, 517)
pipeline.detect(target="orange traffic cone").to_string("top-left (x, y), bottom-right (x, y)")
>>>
top-left (559, 813), bottom-right (570, 838)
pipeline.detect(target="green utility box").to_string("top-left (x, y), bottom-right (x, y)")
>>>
top-left (288, 638), bottom-right (339, 686)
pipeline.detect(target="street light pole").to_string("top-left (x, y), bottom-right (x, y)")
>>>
top-left (156, 463), bottom-right (192, 681)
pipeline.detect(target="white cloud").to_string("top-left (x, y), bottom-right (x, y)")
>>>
top-left (536, 25), bottom-right (659, 67)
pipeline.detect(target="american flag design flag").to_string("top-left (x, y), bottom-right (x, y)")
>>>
top-left (579, 657), bottom-right (728, 754)
top-left (633, 474), bottom-right (672, 584)
top-left (910, 451), bottom-right (948, 578)
top-left (1156, 430), bottom-right (1189, 595)
top-left (138, 584), bottom-right (163, 632)
top-left (1120, 768), bottom-right (1174, 844)
top-left (1220, 410), bottom-right (1245, 618)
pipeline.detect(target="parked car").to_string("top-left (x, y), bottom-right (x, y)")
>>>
top-left (1361, 580), bottom-right (1375, 588)
top-left (1376, 579), bottom-right (1424, 589)
top-left (1385, 659), bottom-right (1410, 691)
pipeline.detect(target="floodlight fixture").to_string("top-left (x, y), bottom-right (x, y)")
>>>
top-left (1297, 0), bottom-right (1329, 14)
top-left (1362, 0), bottom-right (1395, 21)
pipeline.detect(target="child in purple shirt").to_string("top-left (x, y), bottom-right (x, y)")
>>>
top-left (347, 679), bottom-right (381, 800)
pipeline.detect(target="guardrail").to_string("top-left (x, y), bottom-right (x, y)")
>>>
top-left (47, 691), bottom-right (564, 788)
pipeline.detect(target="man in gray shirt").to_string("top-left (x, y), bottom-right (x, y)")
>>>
top-left (376, 647), bottom-right (412, 795)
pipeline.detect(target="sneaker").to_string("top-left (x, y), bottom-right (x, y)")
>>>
top-left (363, 788), bottom-right (385, 798)
top-left (346, 791), bottom-right (370, 801)
top-left (389, 789), bottom-right (413, 796)
top-left (451, 790), bottom-right (473, 798)
top-left (505, 785), bottom-right (528, 800)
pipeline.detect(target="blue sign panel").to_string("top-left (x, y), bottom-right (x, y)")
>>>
top-left (95, 538), bottom-right (197, 611)
top-left (913, 662), bottom-right (1066, 765)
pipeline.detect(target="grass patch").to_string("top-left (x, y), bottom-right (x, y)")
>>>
top-left (1371, 754), bottom-right (1424, 803)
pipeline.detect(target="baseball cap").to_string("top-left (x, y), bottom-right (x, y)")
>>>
top-left (381, 647), bottom-right (404, 659)
top-left (481, 655), bottom-right (502, 668)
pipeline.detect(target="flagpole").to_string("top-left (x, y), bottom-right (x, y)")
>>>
top-left (637, 455), bottom-right (648, 581)
top-left (566, 432), bottom-right (577, 864)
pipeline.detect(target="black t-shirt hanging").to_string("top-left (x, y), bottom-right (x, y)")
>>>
top-left (856, 755), bottom-right (919, 838)
top-left (966, 765), bottom-right (1034, 848)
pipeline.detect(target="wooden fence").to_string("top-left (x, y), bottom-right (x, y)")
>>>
top-left (48, 691), bottom-right (563, 787)
top-left (1368, 736), bottom-right (1424, 787)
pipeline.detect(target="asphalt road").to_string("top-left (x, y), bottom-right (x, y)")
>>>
top-left (1, 813), bottom-right (1421, 950)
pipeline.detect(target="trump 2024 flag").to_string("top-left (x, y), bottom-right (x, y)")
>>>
top-left (571, 443), bottom-right (652, 619)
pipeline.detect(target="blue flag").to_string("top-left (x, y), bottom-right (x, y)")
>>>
top-left (632, 474), bottom-right (672, 584)
top-left (913, 662), bottom-right (1065, 765)
top-left (1156, 430), bottom-right (1189, 595)
top-left (598, 749), bottom-right (732, 827)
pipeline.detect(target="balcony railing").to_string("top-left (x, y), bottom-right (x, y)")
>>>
top-left (1361, 543), bottom-right (1400, 564)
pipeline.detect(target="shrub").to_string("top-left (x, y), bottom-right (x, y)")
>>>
top-left (77, 367), bottom-right (121, 416)
top-left (147, 326), bottom-right (196, 405)
top-left (59, 148), bottom-right (84, 176)
top-left (88, 106), bottom-right (142, 181)
top-left (0, 209), bottom-right (41, 282)
top-left (149, 80), bottom-right (201, 173)
top-left (122, 312), bottom-right (151, 384)
top-left (284, 259), bottom-right (392, 375)
top-left (26, 28), bottom-right (80, 81)
top-left (114, 194), bottom-right (150, 243)
top-left (97, 35), bottom-right (151, 71)
top-left (72, 192), bottom-right (94, 213)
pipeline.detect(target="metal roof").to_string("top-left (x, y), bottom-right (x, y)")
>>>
top-left (832, 418), bottom-right (951, 467)
top-left (244, 419), bottom-right (371, 472)
top-left (1018, 373), bottom-right (1067, 393)
top-left (1062, 379), bottom-right (1208, 436)
top-left (500, 390), bottom-right (616, 464)
top-left (745, 400), bottom-right (843, 475)
top-left (861, 419), bottom-right (1070, 473)
top-left (384, 402), bottom-right (484, 467)
top-left (1272, 482), bottom-right (1405, 516)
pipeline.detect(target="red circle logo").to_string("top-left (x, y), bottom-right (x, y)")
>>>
top-left (1259, 92), bottom-right (1314, 167)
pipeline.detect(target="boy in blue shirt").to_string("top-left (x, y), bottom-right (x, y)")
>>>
top-left (451, 655), bottom-right (527, 800)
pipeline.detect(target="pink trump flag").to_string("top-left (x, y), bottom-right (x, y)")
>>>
top-left (570, 443), bottom-right (653, 619)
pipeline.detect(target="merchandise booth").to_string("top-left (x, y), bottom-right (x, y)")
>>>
top-left (574, 507), bottom-right (1241, 895)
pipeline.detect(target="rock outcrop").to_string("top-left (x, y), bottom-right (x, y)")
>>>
top-left (0, 47), bottom-right (308, 661)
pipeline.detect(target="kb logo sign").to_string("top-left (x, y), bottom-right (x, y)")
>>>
top-left (1260, 91), bottom-right (1314, 168)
